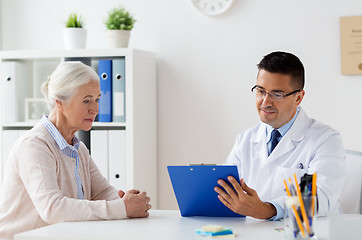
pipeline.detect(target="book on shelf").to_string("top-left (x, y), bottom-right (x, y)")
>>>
top-left (97, 58), bottom-right (126, 123)
top-left (1, 61), bottom-right (32, 123)
top-left (98, 60), bottom-right (112, 122)
top-left (90, 129), bottom-right (126, 190)
top-left (112, 58), bottom-right (126, 122)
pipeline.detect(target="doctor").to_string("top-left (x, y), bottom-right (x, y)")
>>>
top-left (214, 51), bottom-right (345, 220)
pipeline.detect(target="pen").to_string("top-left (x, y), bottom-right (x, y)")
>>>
top-left (288, 178), bottom-right (297, 196)
top-left (294, 174), bottom-right (311, 236)
top-left (283, 179), bottom-right (305, 238)
top-left (287, 178), bottom-right (302, 237)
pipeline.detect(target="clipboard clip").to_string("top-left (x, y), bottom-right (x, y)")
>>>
top-left (189, 163), bottom-right (217, 166)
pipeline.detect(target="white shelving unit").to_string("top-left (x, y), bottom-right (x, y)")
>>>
top-left (0, 49), bottom-right (157, 207)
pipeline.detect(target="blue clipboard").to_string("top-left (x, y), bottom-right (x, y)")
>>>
top-left (167, 165), bottom-right (245, 217)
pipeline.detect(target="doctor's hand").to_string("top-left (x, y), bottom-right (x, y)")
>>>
top-left (214, 177), bottom-right (277, 219)
top-left (123, 189), bottom-right (151, 218)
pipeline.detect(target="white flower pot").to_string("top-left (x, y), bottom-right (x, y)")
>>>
top-left (63, 28), bottom-right (87, 50)
top-left (107, 30), bottom-right (131, 48)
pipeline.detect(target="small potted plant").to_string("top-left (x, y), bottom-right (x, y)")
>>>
top-left (63, 13), bottom-right (87, 49)
top-left (105, 6), bottom-right (136, 48)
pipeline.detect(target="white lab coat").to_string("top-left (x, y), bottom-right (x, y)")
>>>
top-left (225, 107), bottom-right (345, 216)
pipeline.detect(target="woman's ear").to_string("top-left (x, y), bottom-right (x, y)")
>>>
top-left (55, 99), bottom-right (63, 110)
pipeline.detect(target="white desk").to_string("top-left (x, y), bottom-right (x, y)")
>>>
top-left (14, 210), bottom-right (329, 240)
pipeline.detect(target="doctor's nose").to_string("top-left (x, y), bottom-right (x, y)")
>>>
top-left (261, 94), bottom-right (273, 106)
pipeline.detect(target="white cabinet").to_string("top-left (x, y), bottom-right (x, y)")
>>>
top-left (0, 49), bottom-right (157, 207)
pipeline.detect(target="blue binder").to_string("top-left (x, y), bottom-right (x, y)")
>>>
top-left (98, 60), bottom-right (112, 122)
top-left (112, 58), bottom-right (126, 122)
top-left (167, 165), bottom-right (245, 217)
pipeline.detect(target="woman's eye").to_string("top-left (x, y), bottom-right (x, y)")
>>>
top-left (95, 99), bottom-right (100, 103)
top-left (83, 100), bottom-right (90, 104)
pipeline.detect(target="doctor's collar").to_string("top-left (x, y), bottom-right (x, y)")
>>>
top-left (265, 107), bottom-right (300, 141)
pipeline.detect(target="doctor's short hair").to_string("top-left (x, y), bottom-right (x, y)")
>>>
top-left (257, 51), bottom-right (305, 90)
top-left (41, 61), bottom-right (99, 110)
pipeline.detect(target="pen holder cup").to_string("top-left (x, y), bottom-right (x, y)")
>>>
top-left (284, 196), bottom-right (317, 240)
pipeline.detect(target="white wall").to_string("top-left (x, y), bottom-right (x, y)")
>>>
top-left (1, 0), bottom-right (362, 210)
top-left (0, 0), bottom-right (2, 50)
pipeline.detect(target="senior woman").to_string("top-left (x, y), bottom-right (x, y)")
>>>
top-left (0, 62), bottom-right (151, 240)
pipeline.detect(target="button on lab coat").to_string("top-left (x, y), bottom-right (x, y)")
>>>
top-left (225, 107), bottom-right (345, 216)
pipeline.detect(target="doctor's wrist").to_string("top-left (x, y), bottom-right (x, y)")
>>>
top-left (259, 202), bottom-right (277, 220)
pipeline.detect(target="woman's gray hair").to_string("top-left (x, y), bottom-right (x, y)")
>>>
top-left (41, 61), bottom-right (99, 110)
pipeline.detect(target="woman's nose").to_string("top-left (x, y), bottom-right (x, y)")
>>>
top-left (89, 102), bottom-right (99, 114)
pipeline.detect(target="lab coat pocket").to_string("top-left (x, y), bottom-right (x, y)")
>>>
top-left (275, 167), bottom-right (307, 181)
top-left (271, 167), bottom-right (308, 200)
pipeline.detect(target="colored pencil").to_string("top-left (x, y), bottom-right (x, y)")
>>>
top-left (283, 179), bottom-right (306, 237)
top-left (311, 173), bottom-right (317, 216)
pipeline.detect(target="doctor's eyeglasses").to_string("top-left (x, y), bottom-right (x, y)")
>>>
top-left (251, 85), bottom-right (301, 102)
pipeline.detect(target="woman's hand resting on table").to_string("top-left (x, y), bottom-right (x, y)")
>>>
top-left (118, 189), bottom-right (151, 218)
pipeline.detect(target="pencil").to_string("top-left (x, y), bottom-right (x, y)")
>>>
top-left (311, 173), bottom-right (317, 216)
top-left (294, 174), bottom-right (311, 235)
top-left (283, 179), bottom-right (306, 237)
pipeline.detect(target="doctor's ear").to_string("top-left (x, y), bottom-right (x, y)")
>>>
top-left (295, 90), bottom-right (305, 105)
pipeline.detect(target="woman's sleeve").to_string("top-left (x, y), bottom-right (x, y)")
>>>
top-left (86, 152), bottom-right (121, 201)
top-left (16, 136), bottom-right (127, 224)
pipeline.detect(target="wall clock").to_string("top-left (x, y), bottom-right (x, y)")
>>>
top-left (191, 0), bottom-right (234, 16)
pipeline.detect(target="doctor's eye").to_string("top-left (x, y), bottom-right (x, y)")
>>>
top-left (270, 92), bottom-right (284, 98)
top-left (254, 89), bottom-right (266, 98)
top-left (257, 89), bottom-right (266, 95)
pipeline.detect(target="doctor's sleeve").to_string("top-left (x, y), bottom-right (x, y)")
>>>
top-left (308, 132), bottom-right (345, 216)
top-left (224, 134), bottom-right (243, 169)
top-left (267, 201), bottom-right (284, 221)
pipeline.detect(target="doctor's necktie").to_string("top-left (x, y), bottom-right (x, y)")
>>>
top-left (270, 129), bottom-right (281, 154)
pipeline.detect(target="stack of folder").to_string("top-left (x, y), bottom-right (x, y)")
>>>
top-left (1, 61), bottom-right (32, 123)
top-left (97, 59), bottom-right (126, 122)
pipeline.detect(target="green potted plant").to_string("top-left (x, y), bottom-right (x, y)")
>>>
top-left (63, 13), bottom-right (87, 49)
top-left (105, 6), bottom-right (136, 48)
